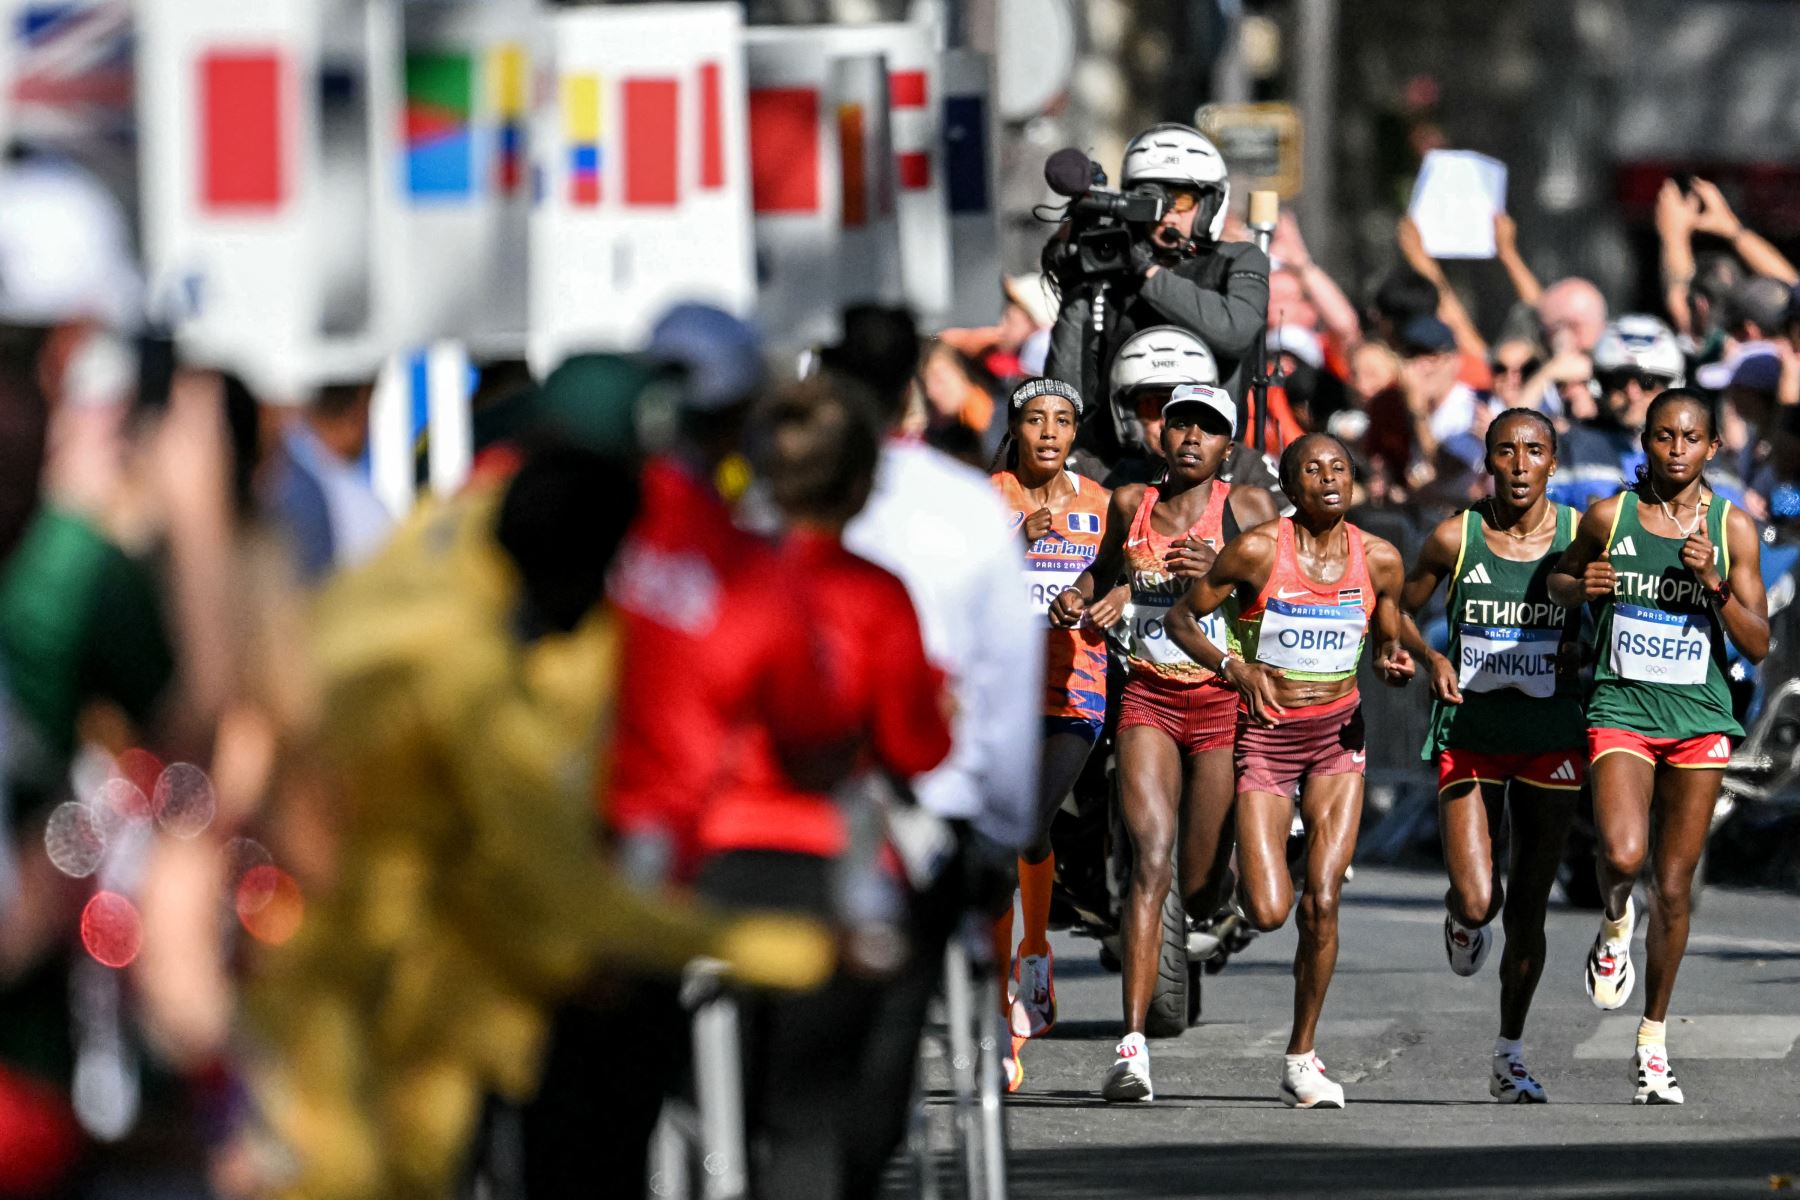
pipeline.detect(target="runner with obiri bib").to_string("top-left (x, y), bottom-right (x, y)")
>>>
top-left (1166, 432), bottom-right (1415, 1109)
top-left (1398, 409), bottom-right (1586, 1104)
top-left (1548, 388), bottom-right (1768, 1105)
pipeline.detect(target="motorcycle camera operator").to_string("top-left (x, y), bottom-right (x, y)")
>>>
top-left (1042, 124), bottom-right (1271, 470)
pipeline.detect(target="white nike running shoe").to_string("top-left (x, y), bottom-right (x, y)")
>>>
top-left (1101, 1033), bottom-right (1153, 1102)
top-left (1633, 1044), bottom-right (1684, 1105)
top-left (1010, 951), bottom-right (1056, 1039)
top-left (1585, 897), bottom-right (1636, 1010)
top-left (1444, 913), bottom-right (1492, 977)
top-left (1490, 1053), bottom-right (1547, 1103)
top-left (1280, 1053), bottom-right (1345, 1109)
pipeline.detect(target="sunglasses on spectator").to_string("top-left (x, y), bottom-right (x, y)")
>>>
top-left (1133, 389), bottom-right (1174, 419)
top-left (1135, 183), bottom-right (1203, 215)
top-left (1596, 369), bottom-right (1667, 393)
top-left (1491, 358), bottom-right (1541, 378)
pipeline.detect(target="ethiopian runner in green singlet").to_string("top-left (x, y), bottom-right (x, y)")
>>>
top-left (1549, 389), bottom-right (1768, 1105)
top-left (1399, 409), bottom-right (1585, 1104)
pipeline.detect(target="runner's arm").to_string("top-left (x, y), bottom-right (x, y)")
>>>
top-left (1164, 525), bottom-right (1277, 667)
top-left (1397, 515), bottom-right (1460, 678)
top-left (1709, 505), bottom-right (1770, 663)
top-left (1547, 499), bottom-right (1619, 608)
top-left (1051, 484), bottom-right (1140, 626)
top-left (1365, 536), bottom-right (1417, 684)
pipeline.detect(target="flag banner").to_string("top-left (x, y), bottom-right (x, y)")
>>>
top-left (939, 48), bottom-right (1001, 327)
top-left (404, 50), bottom-right (474, 201)
top-left (391, 0), bottom-right (535, 354)
top-left (827, 51), bottom-right (902, 310)
top-left (200, 49), bottom-right (286, 210)
top-left (746, 28), bottom-right (838, 345)
top-left (530, 2), bottom-right (753, 369)
top-left (137, 0), bottom-right (325, 397)
top-left (799, 22), bottom-right (948, 321)
top-left (5, 0), bottom-right (135, 161)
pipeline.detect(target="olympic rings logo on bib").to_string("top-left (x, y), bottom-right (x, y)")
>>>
top-left (1255, 598), bottom-right (1364, 675)
top-left (1609, 603), bottom-right (1711, 686)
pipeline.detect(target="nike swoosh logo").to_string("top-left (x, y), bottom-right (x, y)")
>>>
top-left (1276, 588), bottom-right (1311, 600)
top-left (1351, 751), bottom-right (1366, 763)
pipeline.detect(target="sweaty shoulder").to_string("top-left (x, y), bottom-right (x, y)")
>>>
top-left (1582, 492), bottom-right (1624, 532)
top-left (1358, 529), bottom-right (1404, 572)
top-left (1422, 510), bottom-right (1466, 565)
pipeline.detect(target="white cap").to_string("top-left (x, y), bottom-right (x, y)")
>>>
top-left (0, 161), bottom-right (141, 329)
top-left (1164, 382), bottom-right (1237, 437)
top-left (1268, 325), bottom-right (1324, 371)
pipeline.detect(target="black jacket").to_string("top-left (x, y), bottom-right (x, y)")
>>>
top-left (1045, 238), bottom-right (1271, 424)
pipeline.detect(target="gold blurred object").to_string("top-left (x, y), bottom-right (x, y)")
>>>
top-left (1249, 189), bottom-right (1280, 229)
top-left (245, 488), bottom-right (834, 1199)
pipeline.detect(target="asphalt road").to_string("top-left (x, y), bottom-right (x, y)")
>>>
top-left (902, 867), bottom-right (1800, 1199)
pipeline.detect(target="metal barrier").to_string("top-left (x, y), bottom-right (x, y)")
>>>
top-left (648, 961), bottom-right (749, 1200)
top-left (910, 914), bottom-right (1010, 1200)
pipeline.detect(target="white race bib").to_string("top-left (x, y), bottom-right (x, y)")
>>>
top-left (1457, 624), bottom-right (1561, 698)
top-left (1024, 563), bottom-right (1085, 626)
top-left (1609, 603), bottom-right (1711, 686)
top-left (1255, 598), bottom-right (1364, 675)
top-left (1127, 587), bottom-right (1226, 668)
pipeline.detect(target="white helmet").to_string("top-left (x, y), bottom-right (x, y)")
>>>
top-left (1120, 123), bottom-right (1230, 243)
top-left (1593, 315), bottom-right (1685, 387)
top-left (1109, 325), bottom-right (1220, 451)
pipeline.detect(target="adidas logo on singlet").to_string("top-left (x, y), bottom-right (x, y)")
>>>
top-left (1612, 536), bottom-right (1638, 558)
top-left (1550, 760), bottom-right (1577, 782)
top-left (1461, 563), bottom-right (1492, 586)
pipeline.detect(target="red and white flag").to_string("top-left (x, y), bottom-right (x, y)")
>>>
top-left (529, 2), bottom-right (753, 368)
top-left (745, 28), bottom-right (838, 345)
top-left (136, 0), bottom-right (320, 396)
top-left (828, 51), bottom-right (903, 310)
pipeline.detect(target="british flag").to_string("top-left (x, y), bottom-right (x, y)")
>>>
top-left (8, 1), bottom-right (134, 145)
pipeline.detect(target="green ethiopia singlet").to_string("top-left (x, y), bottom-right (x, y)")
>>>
top-left (1423, 504), bottom-right (1585, 759)
top-left (1587, 490), bottom-right (1741, 739)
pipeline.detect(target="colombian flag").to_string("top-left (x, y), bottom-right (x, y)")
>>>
top-left (564, 73), bottom-right (601, 207)
top-left (491, 44), bottom-right (526, 197)
top-left (406, 51), bottom-right (473, 200)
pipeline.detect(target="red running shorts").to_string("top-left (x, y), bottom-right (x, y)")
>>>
top-left (1437, 747), bottom-right (1586, 795)
top-left (1117, 673), bottom-right (1238, 756)
top-left (1588, 727), bottom-right (1733, 769)
top-left (1234, 692), bottom-right (1364, 797)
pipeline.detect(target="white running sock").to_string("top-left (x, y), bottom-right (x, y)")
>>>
top-left (1637, 1019), bottom-right (1666, 1048)
top-left (1602, 902), bottom-right (1632, 942)
top-left (1284, 1052), bottom-right (1311, 1069)
top-left (1494, 1037), bottom-right (1523, 1059)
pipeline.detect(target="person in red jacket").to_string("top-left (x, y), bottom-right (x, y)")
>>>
top-left (694, 371), bottom-right (953, 1199)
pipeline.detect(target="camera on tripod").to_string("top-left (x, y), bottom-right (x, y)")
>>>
top-left (1042, 148), bottom-right (1166, 282)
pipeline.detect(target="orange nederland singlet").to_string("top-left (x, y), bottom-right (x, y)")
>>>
top-left (1123, 478), bottom-right (1235, 684)
top-left (995, 469), bottom-right (1110, 723)
top-left (1237, 517), bottom-right (1375, 685)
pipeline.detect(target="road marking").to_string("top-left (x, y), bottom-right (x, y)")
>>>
top-left (1152, 1019), bottom-right (1395, 1060)
top-left (1687, 931), bottom-right (1800, 956)
top-left (1573, 1015), bottom-right (1800, 1060)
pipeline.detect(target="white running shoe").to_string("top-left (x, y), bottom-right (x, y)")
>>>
top-left (1490, 1054), bottom-right (1547, 1103)
top-left (1585, 897), bottom-right (1637, 1010)
top-left (1101, 1033), bottom-right (1153, 1102)
top-left (1444, 914), bottom-right (1492, 977)
top-left (1633, 1044), bottom-right (1684, 1105)
top-left (1009, 951), bottom-right (1056, 1039)
top-left (1280, 1053), bottom-right (1345, 1109)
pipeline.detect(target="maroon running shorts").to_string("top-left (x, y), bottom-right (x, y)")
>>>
top-left (1117, 672), bottom-right (1239, 756)
top-left (1234, 691), bottom-right (1365, 797)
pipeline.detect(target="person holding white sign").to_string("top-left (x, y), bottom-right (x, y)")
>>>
top-left (1547, 388), bottom-right (1768, 1105)
top-left (1165, 433), bottom-right (1413, 1109)
top-left (1396, 408), bottom-right (1586, 1104)
top-left (1050, 383), bottom-right (1277, 1103)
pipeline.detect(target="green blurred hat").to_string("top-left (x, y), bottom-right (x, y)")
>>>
top-left (526, 352), bottom-right (672, 456)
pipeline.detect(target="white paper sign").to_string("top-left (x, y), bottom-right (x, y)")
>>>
top-left (827, 52), bottom-right (904, 313)
top-left (137, 0), bottom-right (394, 399)
top-left (1407, 149), bottom-right (1507, 260)
top-left (745, 29), bottom-right (841, 347)
top-left (391, 0), bottom-right (535, 355)
top-left (528, 3), bottom-right (755, 372)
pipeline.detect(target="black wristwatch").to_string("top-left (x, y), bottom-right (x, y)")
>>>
top-left (1706, 577), bottom-right (1732, 605)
